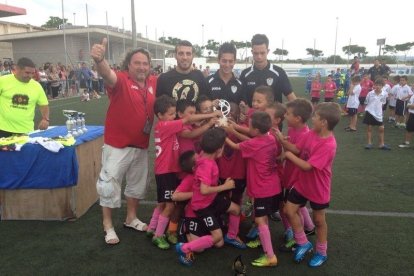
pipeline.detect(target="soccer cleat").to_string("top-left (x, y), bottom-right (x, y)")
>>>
top-left (379, 144), bottom-right (391, 150)
top-left (246, 225), bottom-right (259, 240)
top-left (279, 239), bottom-right (297, 253)
top-left (305, 228), bottom-right (316, 236)
top-left (146, 230), bottom-right (155, 239)
top-left (285, 228), bottom-right (294, 242)
top-left (308, 252), bottom-right (328, 267)
top-left (166, 231), bottom-right (178, 245)
top-left (251, 254), bottom-right (278, 267)
top-left (224, 235), bottom-right (247, 249)
top-left (152, 235), bottom-right (170, 250)
top-left (293, 241), bottom-right (313, 263)
top-left (246, 238), bottom-right (261, 248)
top-left (364, 144), bottom-right (373, 150)
top-left (399, 142), bottom-right (410, 148)
top-left (179, 252), bottom-right (195, 267)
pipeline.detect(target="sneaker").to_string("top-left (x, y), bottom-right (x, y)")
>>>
top-left (399, 142), bottom-right (410, 148)
top-left (270, 211), bottom-right (281, 221)
top-left (379, 144), bottom-right (391, 150)
top-left (364, 144), bottom-right (373, 150)
top-left (246, 238), bottom-right (261, 248)
top-left (146, 229), bottom-right (155, 239)
top-left (279, 239), bottom-right (297, 252)
top-left (305, 228), bottom-right (316, 236)
top-left (251, 254), bottom-right (278, 267)
top-left (152, 235), bottom-right (170, 250)
top-left (293, 241), bottom-right (313, 263)
top-left (224, 235), bottom-right (247, 249)
top-left (308, 252), bottom-right (328, 267)
top-left (285, 228), bottom-right (294, 242)
top-left (246, 225), bottom-right (259, 240)
top-left (175, 243), bottom-right (194, 266)
top-left (166, 231), bottom-right (178, 245)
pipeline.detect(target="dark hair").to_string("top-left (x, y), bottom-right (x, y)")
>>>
top-left (196, 95), bottom-right (211, 112)
top-left (200, 128), bottom-right (226, 154)
top-left (267, 102), bottom-right (286, 121)
top-left (314, 102), bottom-right (341, 131)
top-left (251, 34), bottom-right (269, 48)
top-left (154, 95), bottom-right (176, 115)
top-left (392, 75), bottom-right (400, 82)
top-left (400, 75), bottom-right (408, 81)
top-left (351, 75), bottom-right (361, 83)
top-left (17, 57), bottom-right (35, 69)
top-left (254, 85), bottom-right (274, 105)
top-left (177, 99), bottom-right (196, 114)
top-left (286, 98), bottom-right (313, 123)
top-left (175, 40), bottom-right (193, 53)
top-left (121, 48), bottom-right (151, 70)
top-left (251, 111), bottom-right (271, 134)
top-left (179, 150), bottom-right (196, 173)
top-left (374, 78), bottom-right (384, 86)
top-left (218, 42), bottom-right (237, 60)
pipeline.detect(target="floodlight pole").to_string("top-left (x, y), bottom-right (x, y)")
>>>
top-left (61, 0), bottom-right (68, 70)
top-left (131, 0), bottom-right (137, 48)
top-left (334, 17), bottom-right (338, 64)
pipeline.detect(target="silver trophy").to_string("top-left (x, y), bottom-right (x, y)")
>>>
top-left (80, 112), bottom-right (87, 133)
top-left (214, 99), bottom-right (231, 127)
top-left (62, 110), bottom-right (77, 137)
top-left (76, 112), bottom-right (84, 135)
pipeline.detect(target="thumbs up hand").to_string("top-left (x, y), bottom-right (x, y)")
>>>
top-left (91, 38), bottom-right (107, 63)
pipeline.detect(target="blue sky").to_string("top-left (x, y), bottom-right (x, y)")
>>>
top-left (4, 0), bottom-right (414, 59)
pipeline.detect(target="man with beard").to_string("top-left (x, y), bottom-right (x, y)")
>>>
top-left (0, 57), bottom-right (49, 138)
top-left (91, 38), bottom-right (157, 245)
top-left (156, 40), bottom-right (209, 102)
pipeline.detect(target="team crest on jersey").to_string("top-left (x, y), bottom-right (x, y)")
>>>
top-left (231, 85), bottom-right (237, 93)
top-left (172, 79), bottom-right (199, 102)
top-left (148, 86), bottom-right (153, 94)
top-left (266, 78), bottom-right (273, 86)
top-left (12, 94), bottom-right (29, 106)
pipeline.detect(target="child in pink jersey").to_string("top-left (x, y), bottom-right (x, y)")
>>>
top-left (310, 75), bottom-right (322, 107)
top-left (148, 95), bottom-right (221, 250)
top-left (175, 128), bottom-right (242, 266)
top-left (273, 99), bottom-right (315, 252)
top-left (323, 75), bottom-right (337, 102)
top-left (226, 111), bottom-right (282, 267)
top-left (283, 102), bottom-right (341, 267)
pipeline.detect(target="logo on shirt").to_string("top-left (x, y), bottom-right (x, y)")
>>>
top-left (11, 94), bottom-right (29, 110)
top-left (231, 85), bottom-right (237, 93)
top-left (172, 79), bottom-right (199, 102)
top-left (211, 86), bottom-right (221, 91)
top-left (247, 82), bottom-right (256, 86)
top-left (131, 85), bottom-right (139, 90)
top-left (148, 86), bottom-right (153, 94)
top-left (266, 78), bottom-right (274, 86)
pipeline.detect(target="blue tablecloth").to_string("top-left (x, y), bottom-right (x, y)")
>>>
top-left (0, 126), bottom-right (104, 190)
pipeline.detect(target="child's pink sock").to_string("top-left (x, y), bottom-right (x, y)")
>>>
top-left (294, 230), bottom-right (308, 246)
top-left (316, 241), bottom-right (327, 256)
top-left (300, 207), bottom-right (315, 231)
top-left (227, 214), bottom-right (240, 239)
top-left (182, 235), bottom-right (214, 253)
top-left (258, 224), bottom-right (274, 258)
top-left (148, 207), bottom-right (161, 231)
top-left (280, 210), bottom-right (291, 229)
top-left (154, 214), bottom-right (169, 238)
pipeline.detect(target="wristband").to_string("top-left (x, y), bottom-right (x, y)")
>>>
top-left (42, 118), bottom-right (50, 122)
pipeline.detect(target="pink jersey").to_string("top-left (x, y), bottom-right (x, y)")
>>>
top-left (294, 130), bottom-right (337, 204)
top-left (217, 134), bottom-right (246, 180)
top-left (175, 174), bottom-right (196, 218)
top-left (324, 81), bottom-right (337, 98)
top-left (239, 134), bottom-right (281, 198)
top-left (178, 124), bottom-right (196, 154)
top-left (154, 119), bottom-right (183, 174)
top-left (360, 79), bottom-right (374, 97)
top-left (190, 155), bottom-right (219, 211)
top-left (311, 81), bottom-right (322, 98)
top-left (282, 125), bottom-right (310, 189)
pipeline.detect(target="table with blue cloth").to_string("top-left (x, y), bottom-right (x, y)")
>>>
top-left (0, 126), bottom-right (104, 220)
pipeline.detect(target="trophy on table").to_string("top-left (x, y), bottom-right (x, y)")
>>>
top-left (76, 112), bottom-right (84, 135)
top-left (214, 99), bottom-right (231, 127)
top-left (80, 112), bottom-right (87, 133)
top-left (62, 110), bottom-right (78, 137)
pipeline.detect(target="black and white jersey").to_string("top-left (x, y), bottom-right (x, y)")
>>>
top-left (239, 62), bottom-right (293, 106)
top-left (206, 71), bottom-right (243, 103)
top-left (156, 69), bottom-right (210, 102)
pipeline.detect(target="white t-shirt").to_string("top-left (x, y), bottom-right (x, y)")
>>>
top-left (389, 84), bottom-right (400, 107)
top-left (365, 90), bottom-right (387, 122)
top-left (408, 94), bottom-right (414, 115)
top-left (397, 84), bottom-right (413, 101)
top-left (346, 84), bottom-right (361, 109)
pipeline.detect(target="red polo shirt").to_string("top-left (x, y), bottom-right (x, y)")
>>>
top-left (104, 71), bottom-right (156, 148)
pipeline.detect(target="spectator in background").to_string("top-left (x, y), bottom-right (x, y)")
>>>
top-left (78, 62), bottom-right (93, 93)
top-left (368, 59), bottom-right (384, 82)
top-left (47, 64), bottom-right (61, 99)
top-left (381, 59), bottom-right (391, 76)
top-left (350, 56), bottom-right (360, 76)
top-left (38, 67), bottom-right (48, 93)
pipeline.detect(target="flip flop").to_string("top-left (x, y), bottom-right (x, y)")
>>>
top-left (123, 218), bottom-right (148, 232)
top-left (105, 227), bottom-right (120, 245)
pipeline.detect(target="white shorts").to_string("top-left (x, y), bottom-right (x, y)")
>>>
top-left (96, 144), bottom-right (149, 208)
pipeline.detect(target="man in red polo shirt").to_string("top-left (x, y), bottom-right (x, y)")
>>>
top-left (91, 38), bottom-right (156, 245)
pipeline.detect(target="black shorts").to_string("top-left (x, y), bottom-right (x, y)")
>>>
top-left (388, 105), bottom-right (395, 110)
top-left (406, 113), bottom-right (414, 132)
top-left (347, 108), bottom-right (358, 116)
top-left (0, 129), bottom-right (19, 138)
top-left (185, 217), bottom-right (209, 237)
top-left (219, 178), bottom-right (246, 204)
top-left (324, 98), bottom-right (334, 103)
top-left (395, 99), bottom-right (407, 116)
top-left (253, 193), bottom-right (282, 217)
top-left (287, 188), bottom-right (329, 210)
top-left (363, 111), bottom-right (383, 126)
top-left (155, 173), bottom-right (179, 203)
top-left (311, 97), bottom-right (320, 103)
top-left (194, 193), bottom-right (231, 231)
top-left (382, 100), bottom-right (389, 111)
top-left (359, 97), bottom-right (366, 105)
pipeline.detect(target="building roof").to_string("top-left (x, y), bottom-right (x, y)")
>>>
top-left (0, 4), bottom-right (26, 18)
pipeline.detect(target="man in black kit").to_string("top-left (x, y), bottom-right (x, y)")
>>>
top-left (239, 34), bottom-right (296, 106)
top-left (156, 40), bottom-right (209, 102)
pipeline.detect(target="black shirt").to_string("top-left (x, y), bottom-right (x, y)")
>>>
top-left (367, 65), bottom-right (384, 81)
top-left (239, 62), bottom-right (292, 106)
top-left (156, 69), bottom-right (209, 102)
top-left (206, 71), bottom-right (243, 103)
